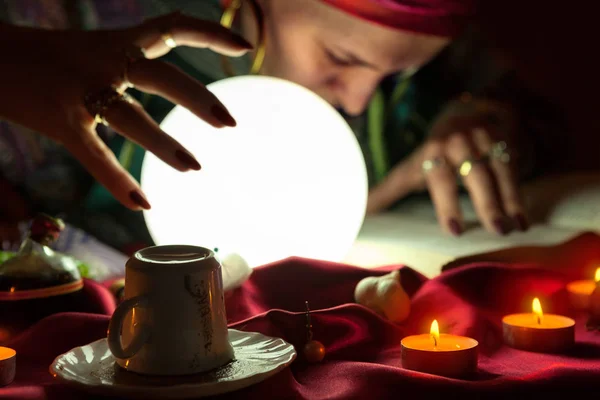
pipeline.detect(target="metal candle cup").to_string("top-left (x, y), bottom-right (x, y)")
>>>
top-left (0, 347), bottom-right (16, 386)
top-left (503, 298), bottom-right (575, 353)
top-left (401, 320), bottom-right (478, 379)
top-left (566, 268), bottom-right (600, 310)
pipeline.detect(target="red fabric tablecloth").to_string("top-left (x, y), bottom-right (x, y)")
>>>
top-left (1, 257), bottom-right (599, 399)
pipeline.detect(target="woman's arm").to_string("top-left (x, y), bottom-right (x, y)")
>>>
top-left (0, 15), bottom-right (252, 210)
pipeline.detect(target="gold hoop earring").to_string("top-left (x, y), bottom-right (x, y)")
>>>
top-left (220, 0), bottom-right (266, 76)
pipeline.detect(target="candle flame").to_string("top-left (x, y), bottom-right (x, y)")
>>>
top-left (430, 320), bottom-right (440, 347)
top-left (532, 297), bottom-right (543, 325)
top-left (595, 268), bottom-right (600, 283)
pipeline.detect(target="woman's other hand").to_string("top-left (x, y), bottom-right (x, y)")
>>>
top-left (0, 13), bottom-right (252, 211)
top-left (367, 96), bottom-right (528, 235)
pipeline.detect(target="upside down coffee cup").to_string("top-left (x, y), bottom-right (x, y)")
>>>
top-left (107, 245), bottom-right (234, 375)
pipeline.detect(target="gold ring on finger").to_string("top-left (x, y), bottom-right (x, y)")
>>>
top-left (158, 11), bottom-right (181, 49)
top-left (489, 141), bottom-right (511, 163)
top-left (457, 157), bottom-right (486, 178)
top-left (84, 87), bottom-right (135, 126)
top-left (161, 32), bottom-right (177, 48)
top-left (422, 157), bottom-right (447, 174)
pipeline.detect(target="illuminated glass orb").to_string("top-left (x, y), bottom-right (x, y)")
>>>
top-left (142, 76), bottom-right (368, 268)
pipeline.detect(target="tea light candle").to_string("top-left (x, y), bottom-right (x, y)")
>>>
top-left (503, 297), bottom-right (575, 353)
top-left (0, 347), bottom-right (16, 386)
top-left (566, 267), bottom-right (600, 310)
top-left (401, 320), bottom-right (479, 378)
top-left (590, 280), bottom-right (600, 321)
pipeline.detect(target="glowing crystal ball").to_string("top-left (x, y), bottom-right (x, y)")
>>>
top-left (142, 76), bottom-right (368, 268)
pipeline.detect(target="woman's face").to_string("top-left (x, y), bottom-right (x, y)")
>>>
top-left (249, 0), bottom-right (450, 116)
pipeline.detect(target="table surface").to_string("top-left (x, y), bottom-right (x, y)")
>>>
top-left (345, 211), bottom-right (578, 278)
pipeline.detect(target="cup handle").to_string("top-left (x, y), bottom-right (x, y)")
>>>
top-left (107, 295), bottom-right (150, 359)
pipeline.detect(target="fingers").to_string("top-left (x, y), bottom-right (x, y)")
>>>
top-left (446, 133), bottom-right (508, 235)
top-left (134, 13), bottom-right (253, 59)
top-left (423, 129), bottom-right (524, 236)
top-left (421, 140), bottom-right (463, 236)
top-left (472, 128), bottom-right (528, 231)
top-left (127, 59), bottom-right (236, 128)
top-left (64, 117), bottom-right (151, 212)
top-left (101, 94), bottom-right (202, 172)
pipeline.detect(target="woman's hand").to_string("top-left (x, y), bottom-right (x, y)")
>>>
top-left (0, 13), bottom-right (252, 211)
top-left (367, 96), bottom-right (528, 235)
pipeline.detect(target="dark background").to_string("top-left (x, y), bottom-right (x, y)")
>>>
top-left (478, 1), bottom-right (598, 170)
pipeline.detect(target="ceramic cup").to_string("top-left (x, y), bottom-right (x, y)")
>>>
top-left (107, 245), bottom-right (234, 375)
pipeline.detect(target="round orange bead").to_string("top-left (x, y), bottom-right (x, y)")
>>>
top-left (303, 340), bottom-right (326, 363)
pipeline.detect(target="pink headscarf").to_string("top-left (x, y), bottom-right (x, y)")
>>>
top-left (321, 0), bottom-right (476, 37)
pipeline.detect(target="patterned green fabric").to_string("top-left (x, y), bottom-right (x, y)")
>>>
top-left (367, 70), bottom-right (450, 186)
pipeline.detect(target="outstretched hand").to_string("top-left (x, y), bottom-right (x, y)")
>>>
top-left (367, 97), bottom-right (528, 235)
top-left (0, 13), bottom-right (252, 211)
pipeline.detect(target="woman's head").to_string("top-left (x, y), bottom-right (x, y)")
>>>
top-left (236, 0), bottom-right (473, 116)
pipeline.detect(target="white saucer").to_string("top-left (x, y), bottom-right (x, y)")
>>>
top-left (50, 329), bottom-right (297, 399)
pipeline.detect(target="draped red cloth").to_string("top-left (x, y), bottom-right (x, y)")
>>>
top-left (321, 0), bottom-right (476, 37)
top-left (1, 256), bottom-right (600, 399)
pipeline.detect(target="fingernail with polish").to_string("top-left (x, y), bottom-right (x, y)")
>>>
top-left (175, 150), bottom-right (201, 171)
top-left (234, 35), bottom-right (254, 49)
top-left (449, 219), bottom-right (462, 236)
top-left (211, 105), bottom-right (237, 127)
top-left (493, 218), bottom-right (509, 235)
top-left (513, 213), bottom-right (529, 232)
top-left (130, 190), bottom-right (151, 210)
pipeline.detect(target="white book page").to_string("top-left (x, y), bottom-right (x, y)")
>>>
top-left (523, 173), bottom-right (600, 232)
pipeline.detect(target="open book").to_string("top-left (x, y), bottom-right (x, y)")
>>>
top-left (344, 172), bottom-right (600, 278)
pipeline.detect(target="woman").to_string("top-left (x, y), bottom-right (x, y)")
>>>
top-left (0, 0), bottom-right (559, 252)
